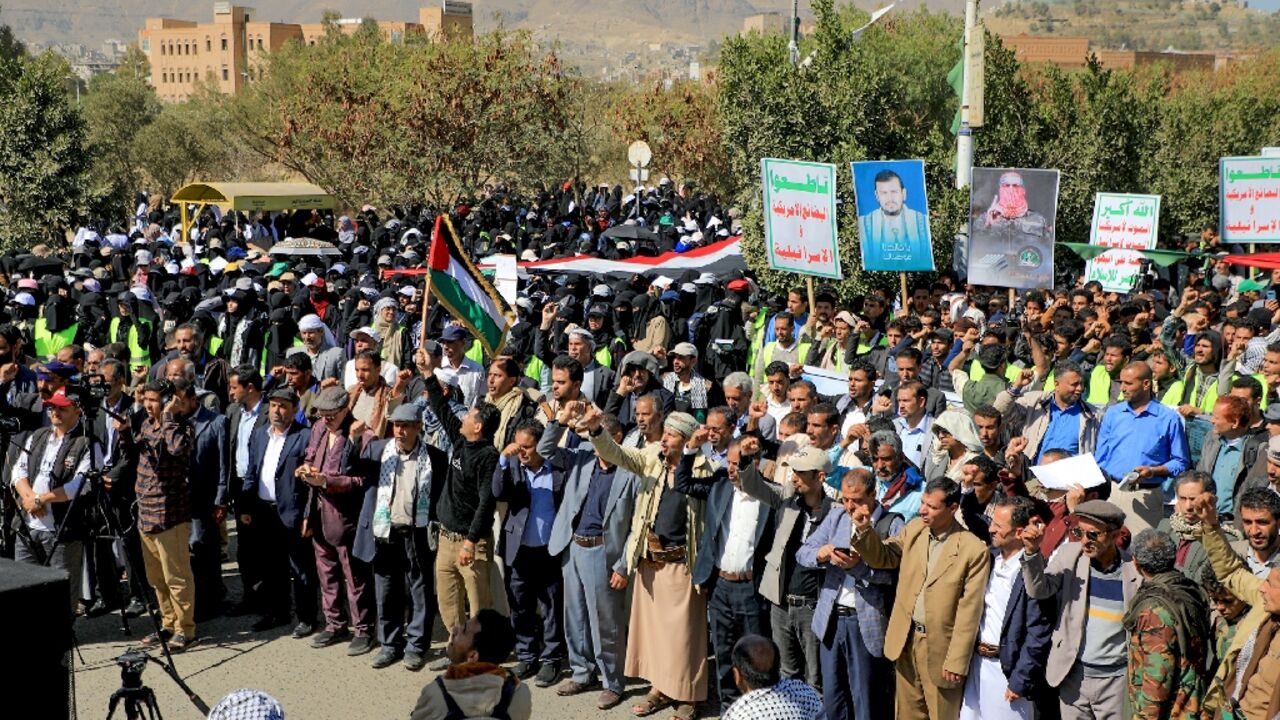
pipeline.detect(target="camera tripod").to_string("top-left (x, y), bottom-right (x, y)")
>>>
top-left (2, 389), bottom-right (209, 718)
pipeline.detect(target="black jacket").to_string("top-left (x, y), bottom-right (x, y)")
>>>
top-left (426, 377), bottom-right (500, 542)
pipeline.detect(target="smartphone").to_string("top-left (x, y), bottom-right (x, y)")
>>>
top-left (1267, 289), bottom-right (1276, 302)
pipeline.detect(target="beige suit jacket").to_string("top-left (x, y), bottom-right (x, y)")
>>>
top-left (853, 516), bottom-right (991, 687)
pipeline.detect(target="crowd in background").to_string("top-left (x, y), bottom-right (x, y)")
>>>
top-left (3, 180), bottom-right (1280, 720)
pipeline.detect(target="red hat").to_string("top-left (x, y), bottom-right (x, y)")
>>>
top-left (44, 389), bottom-right (74, 409)
top-left (311, 278), bottom-right (326, 290)
top-left (727, 279), bottom-right (750, 292)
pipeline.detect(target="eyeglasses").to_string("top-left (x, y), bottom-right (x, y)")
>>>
top-left (1069, 527), bottom-right (1107, 542)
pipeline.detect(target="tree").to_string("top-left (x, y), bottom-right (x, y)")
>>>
top-left (133, 86), bottom-right (263, 200)
top-left (230, 26), bottom-right (578, 208)
top-left (604, 79), bottom-right (734, 196)
top-left (80, 56), bottom-right (161, 226)
top-left (0, 51), bottom-right (91, 250)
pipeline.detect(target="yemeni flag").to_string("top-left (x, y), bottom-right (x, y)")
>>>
top-left (426, 215), bottom-right (513, 356)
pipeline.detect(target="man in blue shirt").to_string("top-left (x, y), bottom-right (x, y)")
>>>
top-left (1095, 361), bottom-right (1191, 533)
top-left (492, 420), bottom-right (568, 687)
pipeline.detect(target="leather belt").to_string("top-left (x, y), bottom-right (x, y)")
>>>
top-left (834, 605), bottom-right (856, 617)
top-left (912, 621), bottom-right (927, 637)
top-left (573, 534), bottom-right (604, 548)
top-left (646, 545), bottom-right (687, 565)
top-left (439, 528), bottom-right (468, 543)
top-left (718, 570), bottom-right (753, 583)
top-left (785, 595), bottom-right (816, 608)
top-left (976, 642), bottom-right (1000, 658)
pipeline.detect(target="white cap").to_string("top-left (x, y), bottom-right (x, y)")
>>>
top-left (12, 292), bottom-right (34, 306)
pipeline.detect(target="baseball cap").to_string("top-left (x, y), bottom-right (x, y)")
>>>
top-left (671, 342), bottom-right (698, 358)
top-left (44, 389), bottom-right (74, 408)
top-left (785, 446), bottom-right (832, 473)
top-left (352, 326), bottom-right (382, 345)
top-left (440, 325), bottom-right (468, 343)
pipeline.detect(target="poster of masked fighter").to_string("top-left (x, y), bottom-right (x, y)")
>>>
top-left (966, 168), bottom-right (1059, 289)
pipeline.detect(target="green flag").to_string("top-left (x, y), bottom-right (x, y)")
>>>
top-left (947, 36), bottom-right (964, 136)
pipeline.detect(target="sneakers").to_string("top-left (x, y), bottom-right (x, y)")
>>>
top-left (346, 635), bottom-right (375, 656)
top-left (534, 660), bottom-right (562, 688)
top-left (371, 647), bottom-right (403, 670)
top-left (310, 628), bottom-right (351, 649)
top-left (403, 650), bottom-right (426, 672)
top-left (291, 621), bottom-right (316, 639)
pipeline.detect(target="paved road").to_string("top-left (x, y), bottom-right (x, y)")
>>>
top-left (72, 571), bottom-right (725, 719)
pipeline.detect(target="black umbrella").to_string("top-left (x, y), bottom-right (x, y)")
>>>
top-left (601, 225), bottom-right (659, 242)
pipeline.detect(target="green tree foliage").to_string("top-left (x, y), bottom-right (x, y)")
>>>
top-left (80, 52), bottom-right (162, 225)
top-left (231, 24), bottom-right (578, 208)
top-left (0, 50), bottom-right (90, 251)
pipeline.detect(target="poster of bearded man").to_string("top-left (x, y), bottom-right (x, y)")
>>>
top-left (966, 168), bottom-right (1060, 289)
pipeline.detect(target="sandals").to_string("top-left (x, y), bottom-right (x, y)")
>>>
top-left (669, 704), bottom-right (698, 720)
top-left (632, 690), bottom-right (673, 717)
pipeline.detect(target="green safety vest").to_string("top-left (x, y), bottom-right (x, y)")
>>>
top-left (33, 318), bottom-right (78, 361)
top-left (466, 340), bottom-right (485, 367)
top-left (1085, 365), bottom-right (1115, 406)
top-left (110, 316), bottom-right (153, 371)
top-left (209, 336), bottom-right (224, 357)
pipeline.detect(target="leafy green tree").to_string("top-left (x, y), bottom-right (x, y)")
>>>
top-left (80, 56), bottom-right (161, 226)
top-left (231, 26), bottom-right (578, 208)
top-left (0, 51), bottom-right (90, 250)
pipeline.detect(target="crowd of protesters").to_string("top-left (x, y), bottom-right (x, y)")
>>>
top-left (3, 178), bottom-right (1280, 720)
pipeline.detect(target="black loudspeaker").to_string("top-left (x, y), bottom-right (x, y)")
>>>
top-left (0, 558), bottom-right (71, 720)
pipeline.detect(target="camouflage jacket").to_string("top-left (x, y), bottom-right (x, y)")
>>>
top-left (1128, 605), bottom-right (1210, 720)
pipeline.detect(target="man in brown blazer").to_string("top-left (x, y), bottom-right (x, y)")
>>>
top-left (852, 477), bottom-right (992, 720)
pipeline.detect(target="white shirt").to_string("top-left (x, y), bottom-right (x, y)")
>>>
top-left (894, 414), bottom-right (933, 468)
top-left (766, 394), bottom-right (790, 426)
top-left (257, 427), bottom-right (288, 503)
top-left (978, 549), bottom-right (1023, 646)
top-left (343, 358), bottom-right (399, 389)
top-left (439, 357), bottom-right (485, 408)
top-left (717, 488), bottom-right (762, 575)
top-left (17, 430), bottom-right (89, 532)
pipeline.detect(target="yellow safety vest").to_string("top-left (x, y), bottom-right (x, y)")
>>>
top-left (1159, 379), bottom-right (1185, 407)
top-left (110, 316), bottom-right (152, 371)
top-left (969, 362), bottom-right (1023, 385)
top-left (594, 344), bottom-right (614, 369)
top-left (209, 336), bottom-right (224, 357)
top-left (1085, 365), bottom-right (1115, 406)
top-left (32, 318), bottom-right (78, 361)
top-left (525, 354), bottom-right (545, 383)
top-left (746, 313), bottom-right (769, 370)
top-left (466, 340), bottom-right (485, 367)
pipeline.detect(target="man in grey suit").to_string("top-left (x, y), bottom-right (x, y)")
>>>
top-left (798, 464), bottom-right (901, 720)
top-left (1020, 500), bottom-right (1143, 720)
top-left (540, 404), bottom-right (637, 711)
top-left (167, 357), bottom-right (229, 620)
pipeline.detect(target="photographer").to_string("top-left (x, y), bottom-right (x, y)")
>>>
top-left (11, 388), bottom-right (91, 612)
top-left (85, 358), bottom-right (147, 617)
top-left (134, 377), bottom-right (198, 651)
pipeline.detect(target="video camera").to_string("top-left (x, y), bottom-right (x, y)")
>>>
top-left (62, 372), bottom-right (111, 413)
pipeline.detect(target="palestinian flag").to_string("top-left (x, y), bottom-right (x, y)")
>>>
top-left (427, 215), bottom-right (513, 356)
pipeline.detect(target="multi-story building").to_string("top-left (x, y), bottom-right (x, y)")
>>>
top-left (139, 2), bottom-right (474, 102)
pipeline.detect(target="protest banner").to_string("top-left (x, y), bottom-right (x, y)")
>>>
top-left (761, 158), bottom-right (842, 280)
top-left (1084, 193), bottom-right (1161, 293)
top-left (1221, 156), bottom-right (1280, 243)
top-left (852, 159), bottom-right (935, 272)
top-left (966, 167), bottom-right (1059, 289)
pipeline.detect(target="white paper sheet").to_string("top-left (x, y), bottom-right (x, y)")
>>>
top-left (1029, 452), bottom-right (1108, 491)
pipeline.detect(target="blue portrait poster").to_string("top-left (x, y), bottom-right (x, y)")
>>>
top-left (852, 159), bottom-right (935, 272)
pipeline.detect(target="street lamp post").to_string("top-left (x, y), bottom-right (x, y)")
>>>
top-left (955, 0), bottom-right (980, 190)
